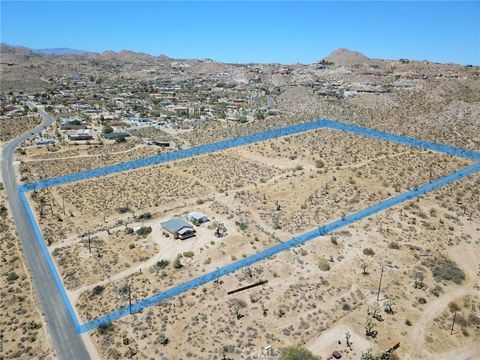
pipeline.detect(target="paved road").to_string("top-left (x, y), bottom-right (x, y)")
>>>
top-left (1, 108), bottom-right (91, 360)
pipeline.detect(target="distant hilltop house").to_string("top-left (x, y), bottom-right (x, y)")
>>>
top-left (187, 212), bottom-right (209, 224)
top-left (35, 138), bottom-right (56, 146)
top-left (161, 218), bottom-right (196, 240)
top-left (60, 118), bottom-right (87, 130)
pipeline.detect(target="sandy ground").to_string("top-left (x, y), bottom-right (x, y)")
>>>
top-left (18, 125), bottom-right (480, 359)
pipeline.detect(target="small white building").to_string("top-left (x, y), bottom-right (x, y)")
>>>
top-left (187, 212), bottom-right (209, 224)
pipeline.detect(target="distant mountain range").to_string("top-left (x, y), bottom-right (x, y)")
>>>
top-left (32, 48), bottom-right (96, 56)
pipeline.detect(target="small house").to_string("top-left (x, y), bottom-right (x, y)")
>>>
top-left (187, 212), bottom-right (208, 224)
top-left (161, 218), bottom-right (196, 240)
top-left (68, 129), bottom-right (93, 141)
top-left (35, 138), bottom-right (56, 146)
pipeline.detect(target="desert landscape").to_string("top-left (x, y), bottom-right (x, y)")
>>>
top-left (1, 25), bottom-right (479, 360)
top-left (18, 122), bottom-right (480, 360)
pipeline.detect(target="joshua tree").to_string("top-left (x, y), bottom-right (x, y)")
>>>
top-left (213, 221), bottom-right (227, 238)
top-left (233, 304), bottom-right (244, 320)
top-left (345, 331), bottom-right (353, 350)
top-left (158, 333), bottom-right (169, 346)
top-left (365, 316), bottom-right (377, 338)
top-left (372, 302), bottom-right (383, 321)
top-left (262, 303), bottom-right (268, 317)
top-left (360, 259), bottom-right (369, 275)
top-left (384, 299), bottom-right (396, 315)
top-left (414, 272), bottom-right (425, 289)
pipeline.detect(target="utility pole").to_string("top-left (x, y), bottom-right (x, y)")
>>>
top-left (61, 191), bottom-right (65, 215)
top-left (377, 265), bottom-right (385, 301)
top-left (87, 232), bottom-right (91, 253)
top-left (39, 198), bottom-right (45, 218)
top-left (450, 311), bottom-right (457, 335)
top-left (102, 200), bottom-right (107, 223)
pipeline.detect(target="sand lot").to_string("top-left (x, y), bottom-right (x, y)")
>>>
top-left (23, 127), bottom-right (479, 359)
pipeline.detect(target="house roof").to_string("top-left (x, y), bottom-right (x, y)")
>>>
top-left (188, 211), bottom-right (208, 220)
top-left (178, 227), bottom-right (195, 235)
top-left (161, 218), bottom-right (193, 233)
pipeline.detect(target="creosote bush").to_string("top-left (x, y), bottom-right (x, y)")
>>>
top-left (423, 255), bottom-right (465, 284)
top-left (318, 258), bottom-right (331, 271)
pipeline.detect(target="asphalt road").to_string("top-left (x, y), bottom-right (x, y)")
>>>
top-left (1, 108), bottom-right (91, 360)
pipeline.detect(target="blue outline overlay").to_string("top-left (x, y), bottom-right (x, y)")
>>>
top-left (17, 119), bottom-right (480, 333)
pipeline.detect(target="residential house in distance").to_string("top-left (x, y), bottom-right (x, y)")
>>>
top-left (35, 138), bottom-right (56, 146)
top-left (68, 129), bottom-right (94, 141)
top-left (161, 218), bottom-right (196, 240)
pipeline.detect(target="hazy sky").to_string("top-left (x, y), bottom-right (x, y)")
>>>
top-left (1, 1), bottom-right (479, 64)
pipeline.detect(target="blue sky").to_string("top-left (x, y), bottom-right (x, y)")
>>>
top-left (1, 1), bottom-right (479, 64)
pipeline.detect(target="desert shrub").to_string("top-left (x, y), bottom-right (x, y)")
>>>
top-left (468, 314), bottom-right (480, 327)
top-left (98, 322), bottom-right (114, 334)
top-left (238, 221), bottom-right (248, 231)
top-left (280, 346), bottom-right (320, 360)
top-left (318, 258), bottom-right (330, 271)
top-left (405, 319), bottom-right (412, 326)
top-left (363, 248), bottom-right (375, 256)
top-left (430, 285), bottom-right (443, 297)
top-left (232, 298), bottom-right (247, 308)
top-left (157, 333), bottom-right (169, 346)
top-left (424, 255), bottom-right (465, 284)
top-left (183, 251), bottom-right (194, 258)
top-left (92, 285), bottom-right (104, 296)
top-left (388, 241), bottom-right (400, 249)
top-left (156, 260), bottom-right (169, 269)
top-left (173, 257), bottom-right (182, 269)
top-left (315, 159), bottom-right (324, 168)
top-left (116, 206), bottom-right (130, 214)
top-left (129, 243), bottom-right (135, 249)
top-left (137, 212), bottom-right (151, 220)
top-left (102, 125), bottom-right (113, 134)
top-left (361, 350), bottom-right (399, 360)
top-left (136, 226), bottom-right (152, 237)
top-left (115, 134), bottom-right (126, 143)
top-left (7, 271), bottom-right (19, 283)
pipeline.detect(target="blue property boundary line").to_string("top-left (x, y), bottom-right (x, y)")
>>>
top-left (322, 120), bottom-right (480, 161)
top-left (22, 119), bottom-right (480, 191)
top-left (17, 119), bottom-right (480, 333)
top-left (18, 188), bottom-right (82, 333)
